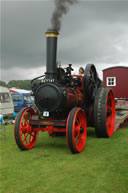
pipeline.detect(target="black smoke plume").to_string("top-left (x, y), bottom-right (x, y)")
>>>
top-left (50, 0), bottom-right (78, 32)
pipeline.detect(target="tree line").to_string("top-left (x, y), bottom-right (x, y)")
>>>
top-left (0, 80), bottom-right (32, 90)
top-left (0, 79), bottom-right (103, 91)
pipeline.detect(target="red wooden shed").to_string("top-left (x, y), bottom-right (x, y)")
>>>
top-left (103, 66), bottom-right (128, 98)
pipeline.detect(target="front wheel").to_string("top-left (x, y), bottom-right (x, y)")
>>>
top-left (66, 107), bottom-right (87, 154)
top-left (14, 107), bottom-right (38, 150)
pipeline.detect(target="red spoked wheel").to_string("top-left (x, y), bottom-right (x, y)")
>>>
top-left (14, 107), bottom-right (38, 150)
top-left (66, 107), bottom-right (87, 154)
top-left (94, 88), bottom-right (115, 137)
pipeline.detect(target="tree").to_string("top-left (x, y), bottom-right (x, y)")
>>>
top-left (0, 80), bottom-right (7, 87)
top-left (7, 80), bottom-right (31, 90)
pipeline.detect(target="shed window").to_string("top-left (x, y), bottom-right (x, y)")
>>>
top-left (107, 77), bottom-right (116, 86)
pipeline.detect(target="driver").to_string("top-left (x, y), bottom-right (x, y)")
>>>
top-left (79, 67), bottom-right (84, 75)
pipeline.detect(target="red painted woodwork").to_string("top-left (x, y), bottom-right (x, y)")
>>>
top-left (103, 66), bottom-right (128, 98)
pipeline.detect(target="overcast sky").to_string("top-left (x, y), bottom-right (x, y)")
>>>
top-left (1, 0), bottom-right (128, 82)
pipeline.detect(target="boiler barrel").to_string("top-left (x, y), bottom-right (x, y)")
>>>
top-left (35, 83), bottom-right (84, 114)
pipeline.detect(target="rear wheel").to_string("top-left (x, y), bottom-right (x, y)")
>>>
top-left (66, 107), bottom-right (87, 154)
top-left (14, 107), bottom-right (38, 150)
top-left (94, 88), bottom-right (115, 137)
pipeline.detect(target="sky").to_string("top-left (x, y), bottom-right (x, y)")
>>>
top-left (1, 0), bottom-right (128, 82)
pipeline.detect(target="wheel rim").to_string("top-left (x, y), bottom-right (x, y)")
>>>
top-left (106, 90), bottom-right (115, 136)
top-left (19, 108), bottom-right (38, 149)
top-left (70, 109), bottom-right (87, 152)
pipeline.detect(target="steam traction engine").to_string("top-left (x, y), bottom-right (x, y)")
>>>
top-left (14, 31), bottom-right (115, 154)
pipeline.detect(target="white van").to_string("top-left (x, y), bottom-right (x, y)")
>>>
top-left (0, 86), bottom-right (14, 118)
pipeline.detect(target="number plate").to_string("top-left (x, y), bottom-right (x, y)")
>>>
top-left (43, 111), bottom-right (49, 117)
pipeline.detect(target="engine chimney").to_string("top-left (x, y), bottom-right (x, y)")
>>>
top-left (45, 31), bottom-right (59, 80)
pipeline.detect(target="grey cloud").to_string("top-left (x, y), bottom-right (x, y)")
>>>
top-left (1, 0), bottom-right (128, 82)
top-left (1, 1), bottom-right (53, 69)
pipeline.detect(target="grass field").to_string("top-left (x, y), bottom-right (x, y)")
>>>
top-left (0, 124), bottom-right (128, 193)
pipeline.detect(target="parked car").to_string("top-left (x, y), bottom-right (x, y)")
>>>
top-left (0, 86), bottom-right (14, 119)
top-left (11, 93), bottom-right (34, 112)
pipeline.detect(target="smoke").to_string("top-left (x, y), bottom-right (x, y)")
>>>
top-left (50, 0), bottom-right (78, 32)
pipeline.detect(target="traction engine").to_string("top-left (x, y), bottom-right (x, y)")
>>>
top-left (14, 31), bottom-right (116, 153)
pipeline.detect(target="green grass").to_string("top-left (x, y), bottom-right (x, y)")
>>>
top-left (0, 125), bottom-right (128, 193)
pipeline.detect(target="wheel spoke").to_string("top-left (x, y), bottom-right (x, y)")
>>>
top-left (29, 135), bottom-right (32, 143)
top-left (29, 133), bottom-right (34, 143)
top-left (75, 135), bottom-right (79, 142)
top-left (24, 114), bottom-right (29, 125)
top-left (75, 122), bottom-right (81, 128)
top-left (76, 117), bottom-right (80, 125)
top-left (25, 138), bottom-right (28, 145)
top-left (78, 115), bottom-right (83, 126)
top-left (22, 133), bottom-right (28, 145)
top-left (22, 133), bottom-right (29, 143)
top-left (20, 128), bottom-right (23, 135)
